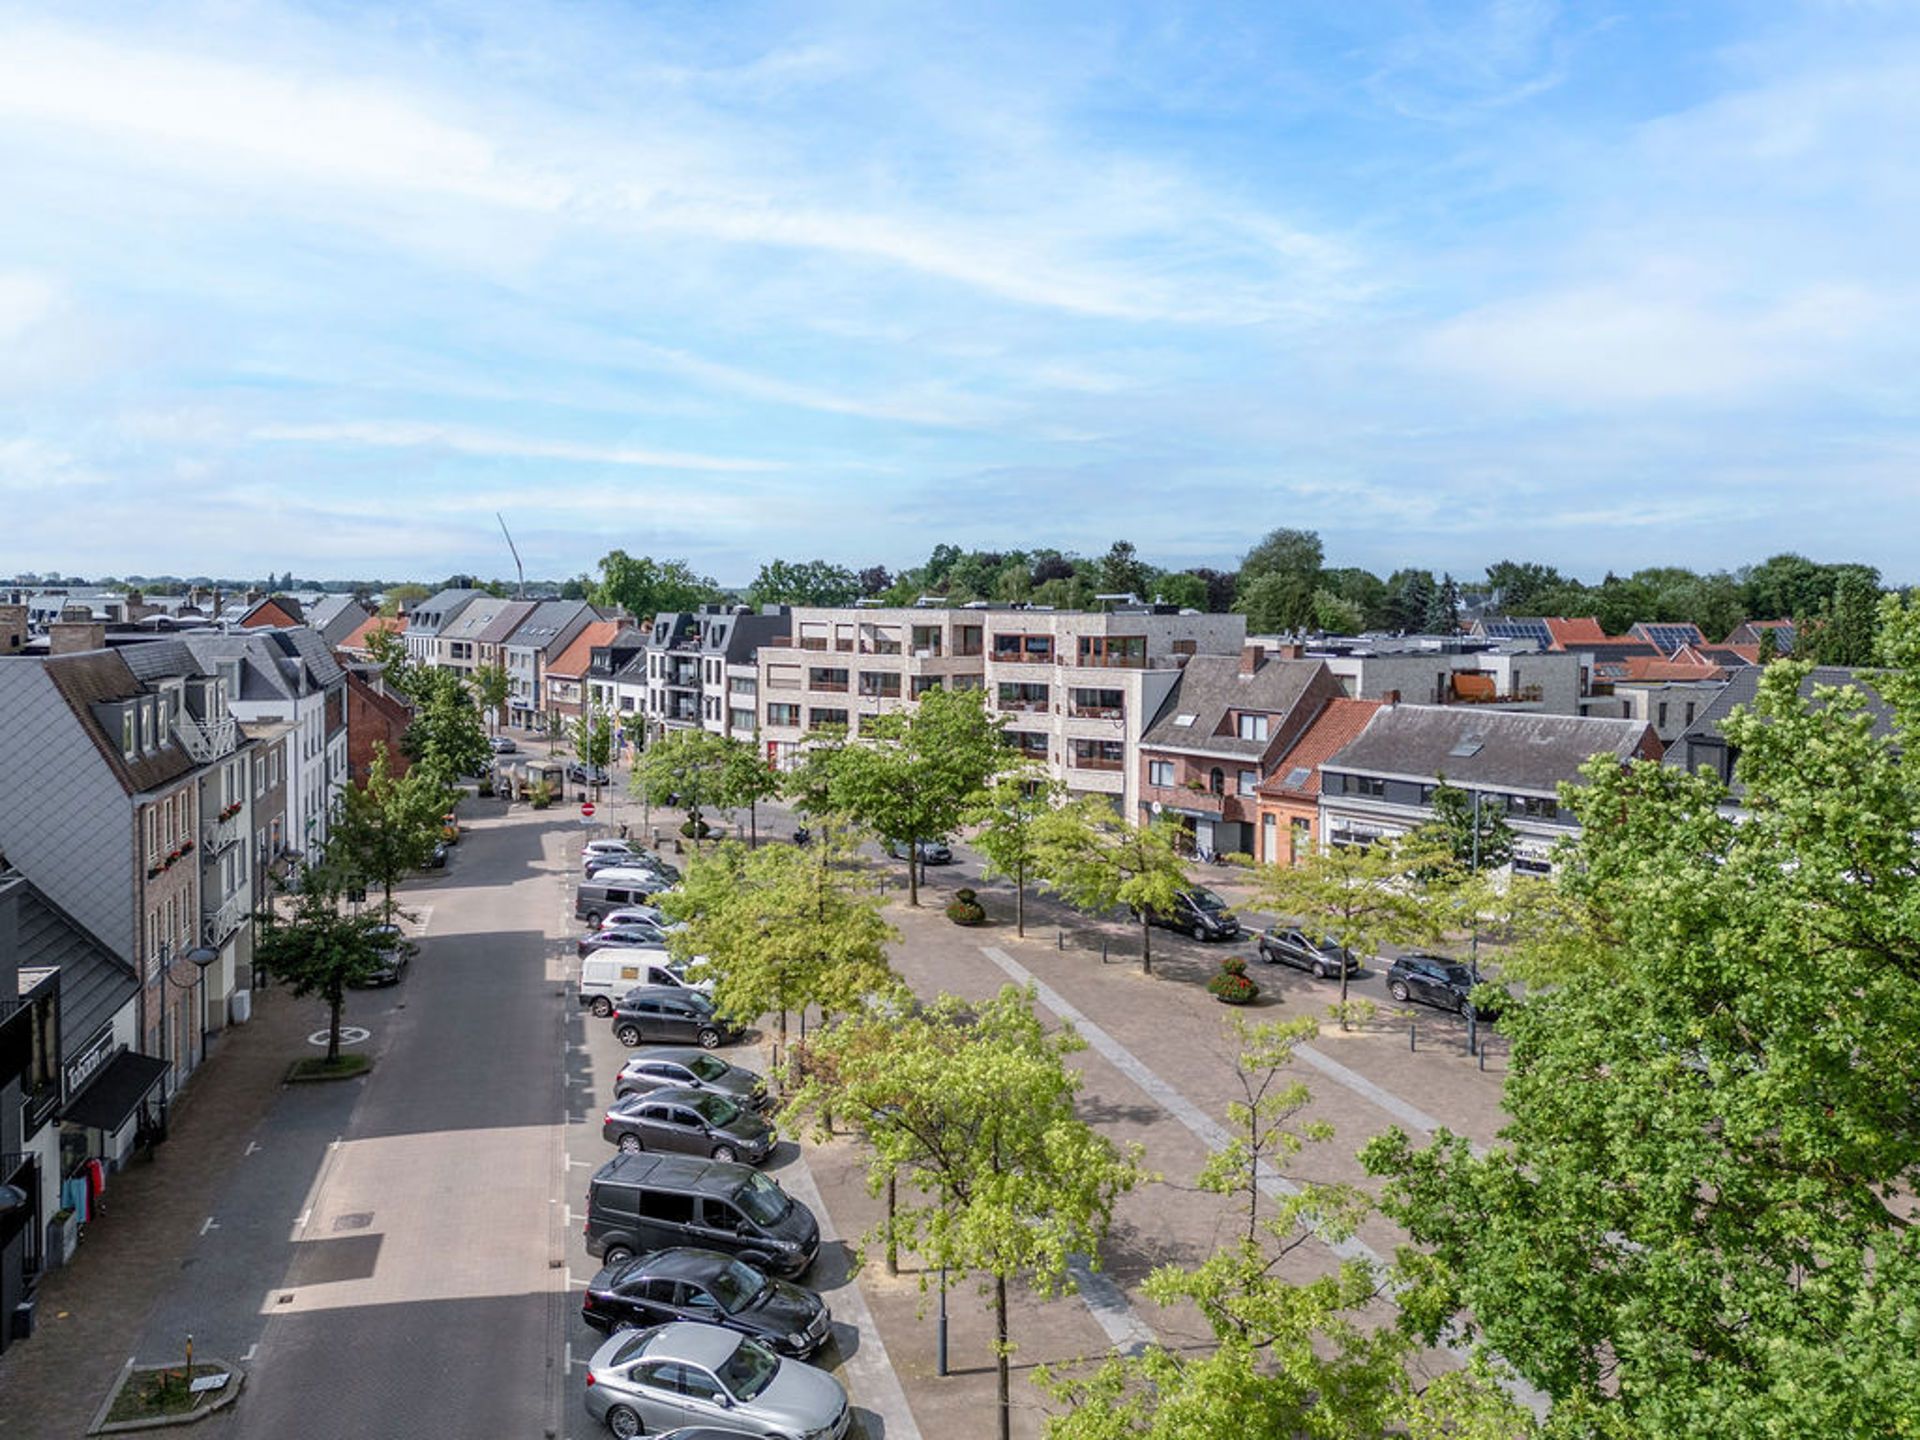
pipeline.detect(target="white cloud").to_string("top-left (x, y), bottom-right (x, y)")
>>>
top-left (249, 420), bottom-right (787, 473)
top-left (0, 270), bottom-right (58, 341)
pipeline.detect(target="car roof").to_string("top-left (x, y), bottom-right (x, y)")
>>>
top-left (597, 1150), bottom-right (757, 1194)
top-left (642, 1320), bottom-right (747, 1367)
top-left (626, 1047), bottom-right (707, 1066)
top-left (620, 985), bottom-right (704, 1005)
top-left (629, 1247), bottom-right (735, 1282)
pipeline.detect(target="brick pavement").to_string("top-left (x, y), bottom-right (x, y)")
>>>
top-left (0, 981), bottom-right (325, 1438)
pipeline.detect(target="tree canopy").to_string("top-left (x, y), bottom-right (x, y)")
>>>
top-left (590, 549), bottom-right (721, 620)
top-left (744, 558), bottom-right (863, 608)
top-left (1031, 802), bottom-right (1191, 971)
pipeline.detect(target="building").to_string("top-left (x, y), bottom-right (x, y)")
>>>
top-left (758, 603), bottom-right (1247, 815)
top-left (627, 605), bottom-right (791, 743)
top-left (179, 630), bottom-right (349, 867)
top-left (401, 588), bottom-right (488, 668)
top-left (1663, 665), bottom-right (1894, 798)
top-left (501, 601), bottom-right (600, 729)
top-left (432, 594), bottom-right (523, 678)
top-left (1317, 704), bottom-right (1662, 876)
top-left (1253, 698), bottom-right (1384, 865)
top-left (544, 620), bottom-right (623, 731)
top-left (586, 626), bottom-right (648, 723)
top-left (344, 669), bottom-right (414, 784)
top-left (336, 612), bottom-right (405, 662)
top-left (1723, 619), bottom-right (1796, 655)
top-left (1606, 654), bottom-right (1729, 745)
top-left (302, 595), bottom-right (373, 649)
top-left (1289, 634), bottom-right (1584, 715)
top-left (1136, 645), bottom-right (1345, 858)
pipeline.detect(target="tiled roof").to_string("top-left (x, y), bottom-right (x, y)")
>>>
top-left (1324, 704), bottom-right (1655, 795)
top-left (42, 650), bottom-right (197, 795)
top-left (504, 600), bottom-right (600, 656)
top-left (339, 614), bottom-right (404, 653)
top-left (1544, 617), bottom-right (1609, 648)
top-left (1665, 665), bottom-right (1894, 794)
top-left (473, 600), bottom-right (538, 647)
top-left (1256, 698), bottom-right (1383, 799)
top-left (547, 620), bottom-right (621, 680)
top-left (1615, 655), bottom-right (1726, 683)
top-left (1139, 653), bottom-right (1330, 758)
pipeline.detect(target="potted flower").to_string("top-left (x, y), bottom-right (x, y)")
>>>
top-left (946, 887), bottom-right (987, 927)
top-left (1207, 955), bottom-right (1259, 1005)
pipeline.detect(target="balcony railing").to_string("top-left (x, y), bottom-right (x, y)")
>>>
top-left (173, 713), bottom-right (238, 762)
top-left (201, 809), bottom-right (242, 855)
top-left (1069, 705), bottom-right (1124, 720)
top-left (1443, 684), bottom-right (1545, 706)
top-left (811, 680), bottom-right (850, 693)
top-left (202, 891), bottom-right (248, 946)
top-left (1142, 782), bottom-right (1226, 814)
top-left (863, 641), bottom-right (903, 655)
top-left (996, 698), bottom-right (1051, 713)
top-left (1069, 755), bottom-right (1125, 772)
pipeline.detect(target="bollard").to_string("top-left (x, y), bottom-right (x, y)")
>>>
top-left (1101, 937), bottom-right (1109, 964)
top-left (1057, 929), bottom-right (1064, 950)
top-left (1467, 1011), bottom-right (1478, 1057)
top-left (1409, 1020), bottom-right (1416, 1052)
top-left (1478, 1044), bottom-right (1486, 1072)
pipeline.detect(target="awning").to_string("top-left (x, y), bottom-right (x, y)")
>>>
top-left (63, 1050), bottom-right (169, 1131)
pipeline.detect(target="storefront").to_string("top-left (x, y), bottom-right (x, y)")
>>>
top-left (60, 1023), bottom-right (169, 1177)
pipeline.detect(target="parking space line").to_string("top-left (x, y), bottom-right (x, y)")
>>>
top-left (1067, 1256), bottom-right (1154, 1356)
top-left (1292, 1043), bottom-right (1487, 1157)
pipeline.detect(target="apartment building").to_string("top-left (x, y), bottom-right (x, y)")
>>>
top-left (502, 600), bottom-right (600, 728)
top-left (1291, 635), bottom-right (1585, 716)
top-left (759, 603), bottom-right (1246, 815)
top-left (623, 605), bottom-right (791, 743)
top-left (433, 595), bottom-right (526, 677)
top-left (401, 588), bottom-right (487, 667)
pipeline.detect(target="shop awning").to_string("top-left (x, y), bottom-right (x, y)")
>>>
top-left (63, 1050), bottom-right (168, 1131)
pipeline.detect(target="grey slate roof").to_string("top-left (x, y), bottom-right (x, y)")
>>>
top-left (439, 595), bottom-right (519, 643)
top-left (180, 629), bottom-right (342, 699)
top-left (305, 595), bottom-right (369, 647)
top-left (120, 637), bottom-right (211, 683)
top-left (703, 606), bottom-right (789, 664)
top-left (1324, 704), bottom-right (1652, 796)
top-left (40, 650), bottom-right (197, 794)
top-left (474, 599), bottom-right (538, 647)
top-left (1664, 665), bottom-right (1896, 794)
top-left (504, 600), bottom-right (598, 657)
top-left (405, 588), bottom-right (488, 638)
top-left (9, 872), bottom-right (137, 1056)
top-left (1139, 654), bottom-right (1329, 759)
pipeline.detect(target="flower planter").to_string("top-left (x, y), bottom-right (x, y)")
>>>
top-left (1207, 956), bottom-right (1259, 1005)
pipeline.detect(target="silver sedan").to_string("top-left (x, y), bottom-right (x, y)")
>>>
top-left (583, 1321), bottom-right (848, 1439)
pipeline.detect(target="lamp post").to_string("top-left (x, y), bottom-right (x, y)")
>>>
top-left (159, 942), bottom-right (221, 1080)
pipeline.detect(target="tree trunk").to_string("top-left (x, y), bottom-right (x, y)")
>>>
top-left (886, 1175), bottom-right (898, 1275)
top-left (907, 836), bottom-right (920, 907)
top-left (1338, 957), bottom-right (1351, 1032)
top-left (1140, 911), bottom-right (1153, 974)
top-left (1015, 858), bottom-right (1025, 937)
top-left (995, 1272), bottom-right (1011, 1440)
top-left (749, 799), bottom-right (758, 850)
top-left (327, 991), bottom-right (343, 1063)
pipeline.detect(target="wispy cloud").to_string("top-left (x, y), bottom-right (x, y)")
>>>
top-left (249, 421), bottom-right (788, 473)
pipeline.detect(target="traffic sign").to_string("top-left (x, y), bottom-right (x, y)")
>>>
top-left (581, 801), bottom-right (596, 818)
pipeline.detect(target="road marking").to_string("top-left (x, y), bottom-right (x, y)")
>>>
top-left (567, 1271), bottom-right (592, 1289)
top-left (1067, 1256), bottom-right (1153, 1356)
top-left (243, 1140), bottom-right (261, 1157)
top-left (567, 1157), bottom-right (594, 1169)
top-left (1293, 1043), bottom-right (1488, 1158)
top-left (200, 1216), bottom-right (219, 1236)
top-left (777, 1154), bottom-right (923, 1440)
top-left (241, 1343), bottom-right (257, 1364)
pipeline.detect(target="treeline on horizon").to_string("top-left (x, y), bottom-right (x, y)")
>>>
top-left (14, 534), bottom-right (1903, 665)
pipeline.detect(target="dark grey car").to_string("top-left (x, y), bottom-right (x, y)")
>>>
top-left (1257, 926), bottom-right (1358, 977)
top-left (602, 1086), bottom-right (775, 1164)
top-left (612, 987), bottom-right (742, 1050)
top-left (615, 1049), bottom-right (768, 1108)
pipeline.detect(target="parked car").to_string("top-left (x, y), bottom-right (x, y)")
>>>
top-left (885, 838), bottom-right (953, 865)
top-left (1136, 887), bottom-right (1241, 942)
top-left (602, 1086), bottom-right (775, 1164)
top-left (424, 842), bottom-right (449, 870)
top-left (578, 923), bottom-right (672, 957)
top-left (595, 904), bottom-right (671, 931)
top-left (350, 922), bottom-right (410, 986)
top-left (582, 1322), bottom-right (848, 1440)
top-left (578, 879), bottom-right (671, 927)
top-left (615, 1049), bottom-right (768, 1108)
top-left (489, 735), bottom-right (518, 754)
top-left (568, 761), bottom-right (612, 786)
top-left (581, 1249), bottom-right (831, 1357)
top-left (1385, 954), bottom-right (1502, 1021)
top-left (581, 956), bottom-right (711, 1015)
top-left (587, 854), bottom-right (682, 883)
top-left (586, 838), bottom-right (640, 859)
top-left (585, 1152), bottom-right (820, 1275)
top-left (1257, 926), bottom-right (1357, 977)
top-left (612, 987), bottom-right (741, 1050)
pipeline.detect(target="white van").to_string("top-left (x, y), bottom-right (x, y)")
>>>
top-left (578, 951), bottom-right (710, 1016)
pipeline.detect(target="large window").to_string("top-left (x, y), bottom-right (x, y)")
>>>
top-left (1237, 769), bottom-right (1259, 796)
top-left (808, 708), bottom-right (849, 730)
top-left (1237, 713), bottom-right (1269, 742)
top-left (993, 633), bottom-right (1054, 661)
top-left (1078, 635), bottom-right (1147, 668)
top-left (765, 703), bottom-right (800, 726)
top-left (858, 671), bottom-right (902, 698)
top-left (1148, 759), bottom-right (1174, 788)
top-left (996, 682), bottom-right (1050, 712)
top-left (1071, 739), bottom-right (1125, 771)
top-left (807, 668), bottom-right (849, 693)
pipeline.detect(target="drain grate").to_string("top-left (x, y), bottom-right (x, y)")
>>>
top-left (332, 1212), bottom-right (373, 1232)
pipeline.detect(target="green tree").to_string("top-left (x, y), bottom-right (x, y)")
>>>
top-left (665, 835), bottom-right (897, 1069)
top-left (591, 549), bottom-right (720, 621)
top-left (326, 742), bottom-right (450, 920)
top-left (1310, 587), bottom-right (1366, 635)
top-left (1382, 568), bottom-right (1437, 633)
top-left (402, 668), bottom-right (490, 783)
top-left (253, 863), bottom-right (401, 1062)
top-left (744, 558), bottom-right (863, 608)
top-left (1364, 637), bottom-right (1920, 1437)
top-left (1031, 801), bottom-right (1191, 972)
top-left (363, 624), bottom-right (411, 688)
top-left (1236, 529), bottom-right (1324, 632)
top-left (1323, 565), bottom-right (1389, 629)
top-left (1483, 560), bottom-right (1565, 614)
top-left (965, 765), bottom-right (1063, 936)
top-left (1152, 572), bottom-right (1209, 611)
top-left (630, 727), bottom-right (736, 840)
top-left (471, 662), bottom-right (510, 736)
top-left (1803, 566), bottom-right (1882, 666)
top-left (378, 582), bottom-right (431, 617)
top-left (1246, 834), bottom-right (1445, 1028)
top-left (1412, 779), bottom-right (1515, 873)
top-left (717, 737), bottom-right (782, 847)
top-left (830, 687), bottom-right (1006, 906)
top-left (792, 986), bottom-right (1142, 1440)
top-left (1099, 540), bottom-right (1154, 598)
top-left (571, 710), bottom-right (615, 797)
top-left (1425, 571), bottom-right (1462, 633)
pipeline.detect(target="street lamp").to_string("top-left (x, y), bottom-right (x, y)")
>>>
top-left (159, 942), bottom-right (220, 1079)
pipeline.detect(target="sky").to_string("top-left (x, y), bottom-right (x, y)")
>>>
top-left (1, 0), bottom-right (1916, 587)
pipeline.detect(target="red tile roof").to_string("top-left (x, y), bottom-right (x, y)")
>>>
top-left (1255, 697), bottom-right (1383, 800)
top-left (1544, 617), bottom-right (1609, 648)
top-left (338, 614), bottom-right (404, 654)
top-left (1617, 655), bottom-right (1725, 683)
top-left (547, 620), bottom-right (621, 681)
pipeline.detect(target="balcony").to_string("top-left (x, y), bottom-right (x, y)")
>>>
top-left (202, 890), bottom-right (249, 946)
top-left (1068, 704), bottom-right (1124, 720)
top-left (1141, 782), bottom-right (1226, 816)
top-left (1069, 754), bottom-right (1125, 772)
top-left (174, 713), bottom-right (238, 762)
top-left (863, 641), bottom-right (903, 656)
top-left (201, 807), bottom-right (242, 854)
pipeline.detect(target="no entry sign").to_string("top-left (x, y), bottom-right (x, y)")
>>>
top-left (581, 801), bottom-right (596, 818)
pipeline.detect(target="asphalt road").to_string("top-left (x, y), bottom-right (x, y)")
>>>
top-left (177, 794), bottom-right (573, 1438)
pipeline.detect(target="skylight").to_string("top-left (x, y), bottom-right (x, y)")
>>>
top-left (1173, 713), bottom-right (1197, 727)
top-left (1284, 766), bottom-right (1311, 788)
top-left (1448, 736), bottom-right (1485, 758)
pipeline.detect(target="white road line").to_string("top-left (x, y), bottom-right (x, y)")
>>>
top-left (567, 1271), bottom-right (592, 1290)
top-left (1067, 1256), bottom-right (1154, 1356)
top-left (199, 1216), bottom-right (219, 1236)
top-left (243, 1140), bottom-right (261, 1157)
top-left (776, 1157), bottom-right (924, 1440)
top-left (567, 1158), bottom-right (594, 1169)
top-left (241, 1343), bottom-right (258, 1364)
top-left (1293, 1043), bottom-right (1489, 1158)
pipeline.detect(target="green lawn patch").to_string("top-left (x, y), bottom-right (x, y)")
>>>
top-left (285, 1054), bottom-right (371, 1083)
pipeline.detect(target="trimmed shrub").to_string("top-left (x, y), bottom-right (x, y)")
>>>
top-left (679, 818), bottom-right (713, 839)
top-left (946, 887), bottom-right (987, 926)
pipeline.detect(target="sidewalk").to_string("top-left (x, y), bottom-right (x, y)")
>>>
top-left (0, 982), bottom-right (321, 1437)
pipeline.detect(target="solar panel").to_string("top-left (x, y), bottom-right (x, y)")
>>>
top-left (1481, 618), bottom-right (1552, 647)
top-left (1637, 623), bottom-right (1704, 654)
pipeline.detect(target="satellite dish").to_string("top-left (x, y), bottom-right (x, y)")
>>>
top-left (1150, 801), bottom-right (1163, 814)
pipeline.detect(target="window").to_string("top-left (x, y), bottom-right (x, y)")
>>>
top-left (122, 709), bottom-right (136, 756)
top-left (1237, 713), bottom-right (1269, 742)
top-left (808, 708), bottom-right (848, 730)
top-left (1209, 767), bottom-right (1225, 794)
top-left (910, 675), bottom-right (943, 698)
top-left (1657, 701), bottom-right (1668, 729)
top-left (1070, 739), bottom-right (1124, 770)
top-left (636, 1188), bottom-right (694, 1224)
top-left (765, 703), bottom-right (800, 726)
top-left (1349, 775), bottom-right (1386, 797)
top-left (1148, 760), bottom-right (1174, 788)
top-left (1237, 769), bottom-right (1259, 796)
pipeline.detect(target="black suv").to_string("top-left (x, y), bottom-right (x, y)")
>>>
top-left (1257, 927), bottom-right (1357, 978)
top-left (1385, 954), bottom-right (1502, 1020)
top-left (612, 986), bottom-right (742, 1050)
top-left (580, 1247), bottom-right (832, 1356)
top-left (1138, 887), bottom-right (1241, 942)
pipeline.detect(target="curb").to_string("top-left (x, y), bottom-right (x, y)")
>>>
top-left (88, 1359), bottom-right (246, 1434)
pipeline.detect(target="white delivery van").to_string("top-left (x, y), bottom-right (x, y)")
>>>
top-left (579, 951), bottom-right (710, 1016)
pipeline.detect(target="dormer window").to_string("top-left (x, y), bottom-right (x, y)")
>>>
top-left (121, 708), bottom-right (136, 757)
top-left (1237, 713), bottom-right (1269, 742)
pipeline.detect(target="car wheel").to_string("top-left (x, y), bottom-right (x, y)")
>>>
top-left (617, 1133), bottom-right (643, 1154)
top-left (1315, 963), bottom-right (1331, 979)
top-left (603, 1244), bottom-right (634, 1267)
top-left (1457, 996), bottom-right (1472, 1017)
top-left (591, 996), bottom-right (613, 1018)
top-left (711, 1144), bottom-right (737, 1164)
top-left (1191, 924), bottom-right (1208, 942)
top-left (585, 911), bottom-right (602, 928)
top-left (615, 1024), bottom-right (643, 1047)
top-left (614, 1085), bottom-right (635, 1100)
top-left (605, 1404), bottom-right (643, 1439)
top-left (697, 1026), bottom-right (722, 1050)
top-left (1389, 981), bottom-right (1411, 1003)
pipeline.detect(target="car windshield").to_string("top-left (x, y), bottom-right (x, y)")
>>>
top-left (690, 1093), bottom-right (741, 1127)
top-left (687, 1055), bottom-right (728, 1082)
top-left (736, 1171), bottom-right (791, 1226)
top-left (1189, 889), bottom-right (1228, 913)
top-left (712, 1257), bottom-right (767, 1312)
top-left (716, 1337), bottom-right (780, 1401)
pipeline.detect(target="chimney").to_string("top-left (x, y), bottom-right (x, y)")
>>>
top-left (246, 587), bottom-right (263, 606)
top-left (1239, 643), bottom-right (1265, 675)
top-left (50, 619), bottom-right (106, 655)
top-left (0, 604), bottom-right (25, 654)
top-left (1383, 688), bottom-right (1401, 706)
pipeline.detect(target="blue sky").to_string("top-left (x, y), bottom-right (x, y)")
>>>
top-left (2, 1), bottom-right (1916, 585)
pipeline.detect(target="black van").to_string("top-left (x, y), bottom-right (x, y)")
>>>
top-left (585, 1152), bottom-right (820, 1277)
top-left (575, 878), bottom-right (665, 926)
